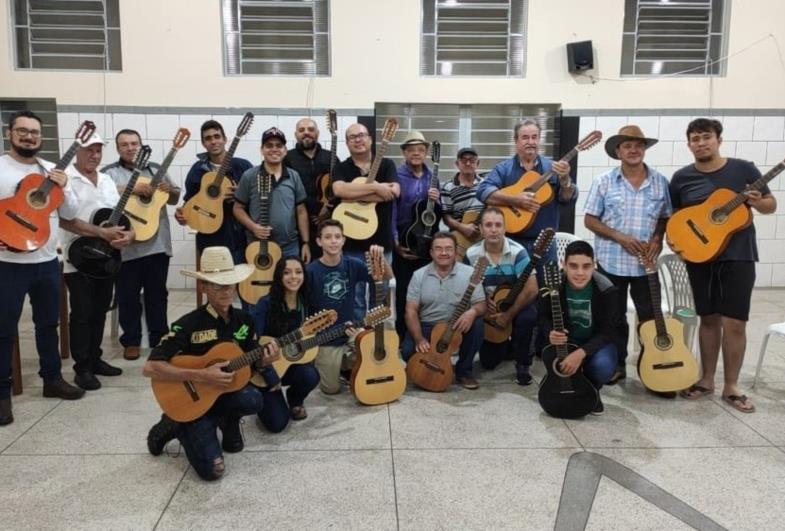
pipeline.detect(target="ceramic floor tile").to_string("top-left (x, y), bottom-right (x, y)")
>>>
top-left (710, 380), bottom-right (785, 445)
top-left (0, 394), bottom-right (60, 453)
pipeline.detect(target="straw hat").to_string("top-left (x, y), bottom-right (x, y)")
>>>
top-left (400, 130), bottom-right (429, 149)
top-left (181, 246), bottom-right (253, 285)
top-left (604, 125), bottom-right (658, 159)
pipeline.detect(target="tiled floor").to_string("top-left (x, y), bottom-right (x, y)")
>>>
top-left (3, 289), bottom-right (785, 530)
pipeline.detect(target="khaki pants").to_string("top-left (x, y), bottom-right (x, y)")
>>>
top-left (314, 343), bottom-right (356, 394)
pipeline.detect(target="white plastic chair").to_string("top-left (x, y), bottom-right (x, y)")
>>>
top-left (753, 319), bottom-right (785, 389)
top-left (657, 253), bottom-right (698, 352)
top-left (554, 232), bottom-right (582, 264)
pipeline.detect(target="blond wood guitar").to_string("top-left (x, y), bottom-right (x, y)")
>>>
top-left (453, 210), bottom-right (481, 260)
top-left (498, 130), bottom-right (602, 234)
top-left (331, 118), bottom-right (398, 240)
top-left (151, 309), bottom-right (335, 422)
top-left (183, 112), bottom-right (253, 234)
top-left (666, 159), bottom-right (784, 263)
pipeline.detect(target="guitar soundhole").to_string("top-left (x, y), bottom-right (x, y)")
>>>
top-left (436, 340), bottom-right (449, 353)
top-left (255, 254), bottom-right (272, 269)
top-left (139, 196), bottom-right (152, 205)
top-left (422, 211), bottom-right (436, 227)
top-left (710, 209), bottom-right (728, 224)
top-left (655, 335), bottom-right (673, 350)
top-left (552, 358), bottom-right (569, 378)
top-left (27, 190), bottom-right (48, 208)
top-left (206, 184), bottom-right (221, 199)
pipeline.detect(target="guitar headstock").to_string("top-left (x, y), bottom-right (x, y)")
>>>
top-left (133, 144), bottom-right (152, 169)
top-left (236, 112), bottom-right (254, 138)
top-left (75, 121), bottom-right (96, 144)
top-left (380, 118), bottom-right (399, 144)
top-left (532, 228), bottom-right (555, 260)
top-left (365, 250), bottom-right (385, 282)
top-left (362, 305), bottom-right (391, 328)
top-left (470, 256), bottom-right (489, 286)
top-left (543, 261), bottom-right (561, 295)
top-left (259, 169), bottom-right (272, 199)
top-left (327, 109), bottom-right (337, 135)
top-left (172, 128), bottom-right (191, 149)
top-left (431, 140), bottom-right (441, 164)
top-left (301, 309), bottom-right (338, 336)
top-left (576, 130), bottom-right (603, 152)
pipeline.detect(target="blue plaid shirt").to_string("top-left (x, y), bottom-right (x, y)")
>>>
top-left (584, 166), bottom-right (672, 277)
top-left (464, 237), bottom-right (531, 297)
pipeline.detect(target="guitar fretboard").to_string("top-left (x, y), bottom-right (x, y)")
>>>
top-left (549, 284), bottom-right (570, 361)
top-left (227, 327), bottom-right (303, 372)
top-left (645, 269), bottom-right (669, 339)
top-left (718, 160), bottom-right (785, 215)
top-left (149, 146), bottom-right (179, 188)
top-left (108, 146), bottom-right (151, 226)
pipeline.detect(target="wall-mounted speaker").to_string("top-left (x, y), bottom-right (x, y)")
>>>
top-left (566, 40), bottom-right (594, 73)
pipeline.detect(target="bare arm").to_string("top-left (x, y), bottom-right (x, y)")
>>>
top-left (333, 180), bottom-right (393, 202)
top-left (295, 203), bottom-right (310, 243)
top-left (233, 200), bottom-right (258, 232)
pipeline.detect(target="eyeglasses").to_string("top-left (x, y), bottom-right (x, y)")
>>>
top-left (458, 157), bottom-right (478, 164)
top-left (12, 128), bottom-right (42, 138)
top-left (347, 133), bottom-right (369, 142)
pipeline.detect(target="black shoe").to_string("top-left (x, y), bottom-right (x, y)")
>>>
top-left (94, 359), bottom-right (123, 377)
top-left (515, 366), bottom-right (533, 386)
top-left (606, 368), bottom-right (627, 385)
top-left (219, 418), bottom-right (244, 453)
top-left (147, 414), bottom-right (179, 456)
top-left (43, 377), bottom-right (86, 400)
top-left (652, 390), bottom-right (678, 399)
top-left (0, 397), bottom-right (13, 426)
top-left (591, 397), bottom-right (605, 416)
top-left (74, 372), bottom-right (102, 391)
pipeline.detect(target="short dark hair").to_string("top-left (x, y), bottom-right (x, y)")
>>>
top-left (8, 110), bottom-right (42, 131)
top-left (564, 240), bottom-right (594, 261)
top-left (478, 206), bottom-right (504, 224)
top-left (115, 129), bottom-right (141, 144)
top-left (200, 120), bottom-right (226, 140)
top-left (317, 219), bottom-right (343, 237)
top-left (686, 118), bottom-right (722, 139)
top-left (431, 231), bottom-right (457, 249)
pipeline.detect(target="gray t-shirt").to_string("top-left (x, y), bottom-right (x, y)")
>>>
top-left (102, 161), bottom-right (178, 262)
top-left (406, 262), bottom-right (485, 323)
top-left (234, 165), bottom-right (306, 248)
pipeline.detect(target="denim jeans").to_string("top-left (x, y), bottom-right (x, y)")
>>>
top-left (0, 259), bottom-right (63, 398)
top-left (582, 343), bottom-right (618, 390)
top-left (401, 317), bottom-right (484, 379)
top-left (116, 253), bottom-right (170, 348)
top-left (257, 363), bottom-right (320, 433)
top-left (479, 303), bottom-right (537, 370)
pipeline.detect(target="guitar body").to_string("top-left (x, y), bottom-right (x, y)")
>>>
top-left (401, 200), bottom-right (443, 258)
top-left (637, 318), bottom-right (699, 392)
top-left (666, 188), bottom-right (751, 263)
top-left (67, 207), bottom-right (129, 279)
top-left (453, 210), bottom-right (480, 260)
top-left (182, 171), bottom-right (233, 234)
top-left (406, 321), bottom-right (461, 392)
top-left (249, 335), bottom-right (319, 387)
top-left (484, 287), bottom-right (513, 343)
top-left (538, 343), bottom-right (598, 419)
top-left (498, 171), bottom-right (554, 234)
top-left (123, 176), bottom-right (169, 242)
top-left (351, 327), bottom-right (405, 405)
top-left (238, 240), bottom-right (282, 304)
top-left (331, 177), bottom-right (378, 240)
top-left (0, 173), bottom-right (64, 251)
top-left (151, 342), bottom-right (252, 422)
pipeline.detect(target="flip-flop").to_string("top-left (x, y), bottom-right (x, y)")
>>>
top-left (679, 384), bottom-right (714, 400)
top-left (722, 394), bottom-right (756, 413)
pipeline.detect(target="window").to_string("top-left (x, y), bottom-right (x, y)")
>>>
top-left (621, 0), bottom-right (729, 76)
top-left (421, 0), bottom-right (528, 77)
top-left (11, 0), bottom-right (122, 71)
top-left (222, 0), bottom-right (330, 76)
top-left (1, 99), bottom-right (60, 161)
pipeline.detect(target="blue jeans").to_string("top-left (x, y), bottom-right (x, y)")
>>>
top-left (0, 259), bottom-right (63, 398)
top-left (480, 303), bottom-right (537, 370)
top-left (343, 250), bottom-right (392, 323)
top-left (401, 318), bottom-right (484, 379)
top-left (582, 343), bottom-right (618, 390)
top-left (176, 384), bottom-right (264, 481)
top-left (117, 253), bottom-right (170, 348)
top-left (258, 364), bottom-right (320, 433)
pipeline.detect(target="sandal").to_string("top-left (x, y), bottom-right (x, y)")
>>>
top-left (679, 384), bottom-right (714, 400)
top-left (722, 394), bottom-right (756, 413)
top-left (290, 406), bottom-right (308, 421)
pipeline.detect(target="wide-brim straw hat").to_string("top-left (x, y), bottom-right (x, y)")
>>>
top-left (604, 125), bottom-right (658, 159)
top-left (400, 130), bottom-right (429, 149)
top-left (181, 246), bottom-right (254, 285)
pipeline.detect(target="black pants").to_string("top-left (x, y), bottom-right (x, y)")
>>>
top-left (393, 253), bottom-right (430, 338)
top-left (64, 272), bottom-right (114, 375)
top-left (597, 265), bottom-right (654, 369)
top-left (116, 253), bottom-right (170, 348)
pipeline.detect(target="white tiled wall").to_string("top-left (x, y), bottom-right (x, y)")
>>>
top-left (575, 113), bottom-right (785, 287)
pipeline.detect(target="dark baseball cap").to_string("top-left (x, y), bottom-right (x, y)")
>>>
top-left (262, 127), bottom-right (286, 145)
top-left (456, 147), bottom-right (478, 159)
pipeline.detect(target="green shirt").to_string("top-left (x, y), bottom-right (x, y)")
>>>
top-left (566, 280), bottom-right (594, 342)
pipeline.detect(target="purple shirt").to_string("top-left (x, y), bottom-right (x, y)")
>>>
top-left (393, 162), bottom-right (434, 240)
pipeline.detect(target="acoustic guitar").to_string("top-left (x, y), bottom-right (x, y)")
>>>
top-left (239, 170), bottom-right (282, 304)
top-left (251, 306), bottom-right (389, 388)
top-left (406, 257), bottom-right (488, 392)
top-left (351, 251), bottom-right (406, 405)
top-left (484, 228), bottom-right (554, 343)
top-left (68, 145), bottom-right (151, 279)
top-left (537, 261), bottom-right (599, 419)
top-left (498, 130), bottom-right (602, 234)
top-left (636, 251), bottom-right (699, 392)
top-left (152, 309), bottom-right (335, 422)
top-left (453, 210), bottom-right (481, 260)
top-left (124, 128), bottom-right (190, 242)
top-left (400, 141), bottom-right (442, 258)
top-left (666, 159), bottom-right (785, 263)
top-left (315, 109), bottom-right (339, 223)
top-left (331, 118), bottom-right (399, 240)
top-left (0, 121), bottom-right (95, 252)
top-left (182, 112), bottom-right (254, 234)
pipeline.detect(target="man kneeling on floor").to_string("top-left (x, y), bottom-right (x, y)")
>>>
top-left (142, 246), bottom-right (279, 480)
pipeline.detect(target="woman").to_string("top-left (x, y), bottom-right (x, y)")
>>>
top-left (250, 257), bottom-right (320, 432)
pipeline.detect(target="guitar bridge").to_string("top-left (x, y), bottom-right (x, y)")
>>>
top-left (5, 210), bottom-right (37, 232)
top-left (123, 210), bottom-right (147, 224)
top-left (251, 280), bottom-right (273, 286)
top-left (194, 206), bottom-right (217, 219)
top-left (365, 375), bottom-right (395, 385)
top-left (346, 211), bottom-right (369, 223)
top-left (653, 361), bottom-right (685, 370)
top-left (419, 359), bottom-right (445, 374)
top-left (183, 381), bottom-right (200, 402)
top-left (686, 220), bottom-right (709, 244)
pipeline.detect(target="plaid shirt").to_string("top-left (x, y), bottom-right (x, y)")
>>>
top-left (464, 237), bottom-right (530, 297)
top-left (584, 166), bottom-right (672, 277)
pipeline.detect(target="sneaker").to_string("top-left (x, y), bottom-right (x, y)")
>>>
top-left (147, 414), bottom-right (178, 456)
top-left (219, 417), bottom-right (244, 453)
top-left (606, 368), bottom-right (626, 385)
top-left (94, 359), bottom-right (123, 377)
top-left (43, 377), bottom-right (86, 400)
top-left (515, 366), bottom-right (533, 386)
top-left (457, 376), bottom-right (480, 390)
top-left (123, 346), bottom-right (141, 360)
top-left (0, 397), bottom-right (13, 426)
top-left (591, 397), bottom-right (605, 416)
top-left (74, 372), bottom-right (101, 391)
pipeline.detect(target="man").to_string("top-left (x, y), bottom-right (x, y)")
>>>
top-left (234, 127), bottom-right (310, 262)
top-left (307, 219), bottom-right (392, 394)
top-left (583, 125), bottom-right (672, 387)
top-left (331, 123), bottom-right (399, 321)
top-left (284, 117), bottom-right (333, 259)
top-left (669, 118), bottom-right (777, 413)
top-left (143, 246), bottom-right (279, 480)
top-left (104, 129), bottom-right (181, 360)
top-left (0, 111), bottom-right (85, 426)
top-left (464, 207), bottom-right (538, 385)
top-left (59, 133), bottom-right (135, 390)
top-left (540, 241), bottom-right (620, 415)
top-left (393, 131), bottom-right (440, 337)
top-left (441, 147), bottom-right (485, 255)
top-left (403, 232), bottom-right (485, 389)
top-left (176, 120), bottom-right (251, 265)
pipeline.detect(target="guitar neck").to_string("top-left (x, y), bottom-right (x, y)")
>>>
top-left (499, 259), bottom-right (537, 311)
top-left (425, 161), bottom-right (440, 211)
top-left (645, 271), bottom-right (669, 339)
top-left (530, 147), bottom-right (578, 191)
top-left (549, 286), bottom-right (570, 360)
top-left (720, 160), bottom-right (785, 214)
top-left (213, 136), bottom-right (241, 186)
top-left (447, 279), bottom-right (477, 329)
top-left (150, 146), bottom-right (179, 188)
top-left (38, 139), bottom-right (82, 196)
top-left (107, 169), bottom-right (142, 226)
top-left (365, 139), bottom-right (390, 185)
top-left (329, 131), bottom-right (338, 176)
top-left (226, 328), bottom-right (303, 372)
top-left (301, 323), bottom-right (348, 350)
top-left (257, 170), bottom-right (271, 248)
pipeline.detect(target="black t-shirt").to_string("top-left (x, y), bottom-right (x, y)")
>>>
top-left (669, 158), bottom-right (768, 261)
top-left (332, 156), bottom-right (399, 253)
top-left (284, 143), bottom-right (333, 219)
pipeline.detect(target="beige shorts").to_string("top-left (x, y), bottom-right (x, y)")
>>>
top-left (314, 342), bottom-right (356, 394)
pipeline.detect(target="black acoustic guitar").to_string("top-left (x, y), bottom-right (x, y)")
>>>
top-left (401, 140), bottom-right (442, 258)
top-left (537, 261), bottom-right (599, 419)
top-left (68, 145), bottom-right (151, 279)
